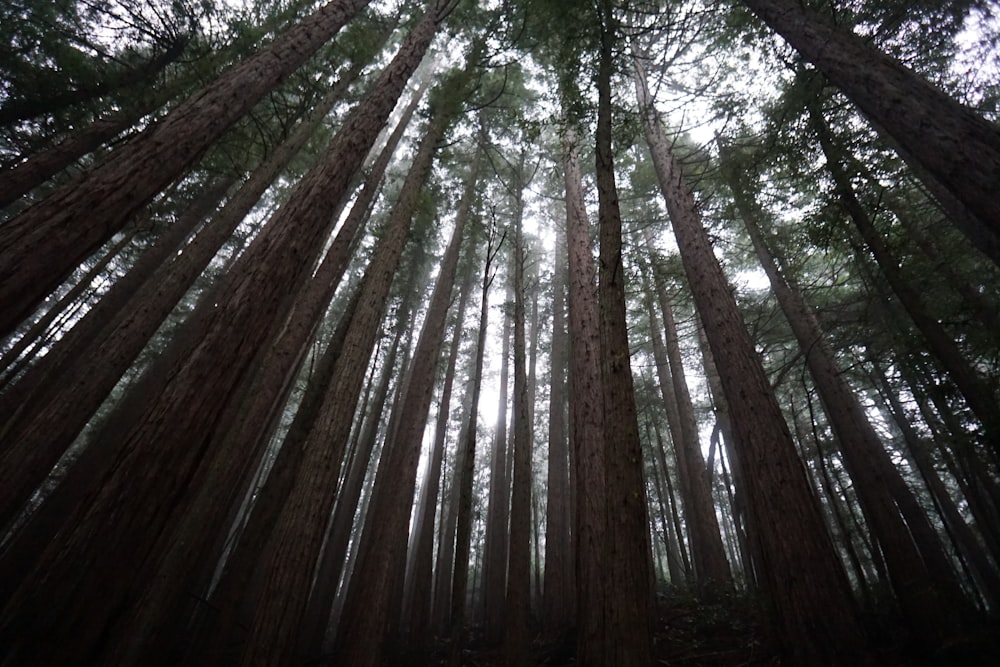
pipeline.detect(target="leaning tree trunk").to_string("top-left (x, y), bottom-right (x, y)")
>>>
top-left (808, 105), bottom-right (1000, 460)
top-left (401, 146), bottom-right (481, 653)
top-left (632, 51), bottom-right (871, 665)
top-left (0, 64), bottom-right (363, 531)
top-left (0, 11), bottom-right (436, 665)
top-left (332, 93), bottom-right (471, 666)
top-left (594, 8), bottom-right (655, 663)
top-left (722, 146), bottom-right (974, 655)
top-left (640, 246), bottom-right (732, 592)
top-left (0, 0), bottom-right (372, 337)
top-left (739, 0), bottom-right (1000, 264)
top-left (234, 17), bottom-right (455, 659)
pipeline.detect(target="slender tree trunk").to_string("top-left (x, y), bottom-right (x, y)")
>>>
top-left (542, 220), bottom-right (573, 632)
top-left (482, 279), bottom-right (512, 641)
top-left (723, 143), bottom-right (975, 652)
top-left (739, 0), bottom-right (1000, 263)
top-left (0, 11), bottom-right (438, 664)
top-left (633, 52), bottom-right (871, 665)
top-left (503, 178), bottom-right (533, 666)
top-left (447, 220), bottom-right (500, 667)
top-left (402, 147), bottom-right (481, 653)
top-left (0, 0), bottom-right (374, 337)
top-left (0, 229), bottom-right (133, 383)
top-left (234, 28), bottom-right (454, 660)
top-left (641, 246), bottom-right (732, 591)
top-left (332, 91), bottom-right (472, 663)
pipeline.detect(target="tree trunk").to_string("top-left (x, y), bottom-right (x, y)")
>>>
top-left (633, 52), bottom-right (871, 665)
top-left (401, 147), bottom-right (481, 653)
top-left (726, 145), bottom-right (977, 652)
top-left (503, 170), bottom-right (533, 666)
top-left (482, 278), bottom-right (512, 641)
top-left (641, 246), bottom-right (732, 591)
top-left (740, 0), bottom-right (1000, 263)
top-left (561, 118), bottom-right (610, 666)
top-left (234, 33), bottom-right (453, 662)
top-left (0, 63), bottom-right (363, 530)
top-left (0, 10), bottom-right (437, 664)
top-left (542, 218), bottom-right (573, 632)
top-left (808, 105), bottom-right (1000, 459)
top-left (446, 219), bottom-right (500, 667)
top-left (0, 0), bottom-right (373, 337)
top-left (332, 90), bottom-right (472, 663)
top-left (594, 12), bottom-right (655, 662)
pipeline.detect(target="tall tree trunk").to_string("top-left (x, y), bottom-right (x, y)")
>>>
top-left (0, 64), bottom-right (364, 530)
top-left (446, 220), bottom-right (501, 667)
top-left (561, 118), bottom-right (610, 666)
top-left (542, 219), bottom-right (573, 632)
top-left (332, 89), bottom-right (472, 664)
top-left (739, 0), bottom-right (1000, 263)
top-left (402, 147), bottom-right (481, 652)
top-left (482, 279), bottom-right (512, 641)
top-left (632, 52), bottom-right (871, 665)
top-left (640, 247), bottom-right (732, 591)
top-left (0, 0), bottom-right (374, 337)
top-left (594, 11), bottom-right (655, 663)
top-left (0, 10), bottom-right (438, 664)
top-left (808, 105), bottom-right (1000, 458)
top-left (503, 172), bottom-right (534, 666)
top-left (723, 146), bottom-right (975, 653)
top-left (233, 26), bottom-right (455, 659)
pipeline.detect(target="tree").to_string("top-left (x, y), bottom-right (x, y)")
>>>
top-left (0, 0), bottom-right (373, 336)
top-left (739, 0), bottom-right (1000, 264)
top-left (0, 7), bottom-right (443, 663)
top-left (633, 51), bottom-right (871, 665)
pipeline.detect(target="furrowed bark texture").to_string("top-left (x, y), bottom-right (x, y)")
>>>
top-left (237, 12), bottom-right (449, 655)
top-left (633, 55), bottom-right (871, 665)
top-left (0, 0), bottom-right (371, 336)
top-left (740, 0), bottom-right (1000, 263)
top-left (0, 10), bottom-right (432, 664)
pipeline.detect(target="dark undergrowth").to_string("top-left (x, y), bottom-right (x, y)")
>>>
top-left (412, 587), bottom-right (1000, 666)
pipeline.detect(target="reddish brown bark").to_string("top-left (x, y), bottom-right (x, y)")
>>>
top-left (0, 0), bottom-right (372, 337)
top-left (0, 10), bottom-right (434, 664)
top-left (633, 54), bottom-right (872, 665)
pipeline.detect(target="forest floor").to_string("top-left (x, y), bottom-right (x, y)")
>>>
top-left (419, 589), bottom-right (1000, 666)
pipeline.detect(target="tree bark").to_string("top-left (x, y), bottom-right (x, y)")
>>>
top-left (503, 167), bottom-right (534, 666)
top-left (561, 119), bottom-right (609, 666)
top-left (633, 52), bottom-right (872, 665)
top-left (723, 144), bottom-right (974, 653)
top-left (740, 0), bottom-right (1000, 263)
top-left (808, 105), bottom-right (1000, 460)
top-left (594, 10), bottom-right (655, 663)
top-left (542, 217), bottom-right (573, 632)
top-left (0, 10), bottom-right (435, 663)
top-left (446, 219), bottom-right (500, 667)
top-left (0, 0), bottom-right (372, 337)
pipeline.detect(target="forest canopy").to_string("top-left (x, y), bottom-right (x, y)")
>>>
top-left (1, 0), bottom-right (999, 665)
